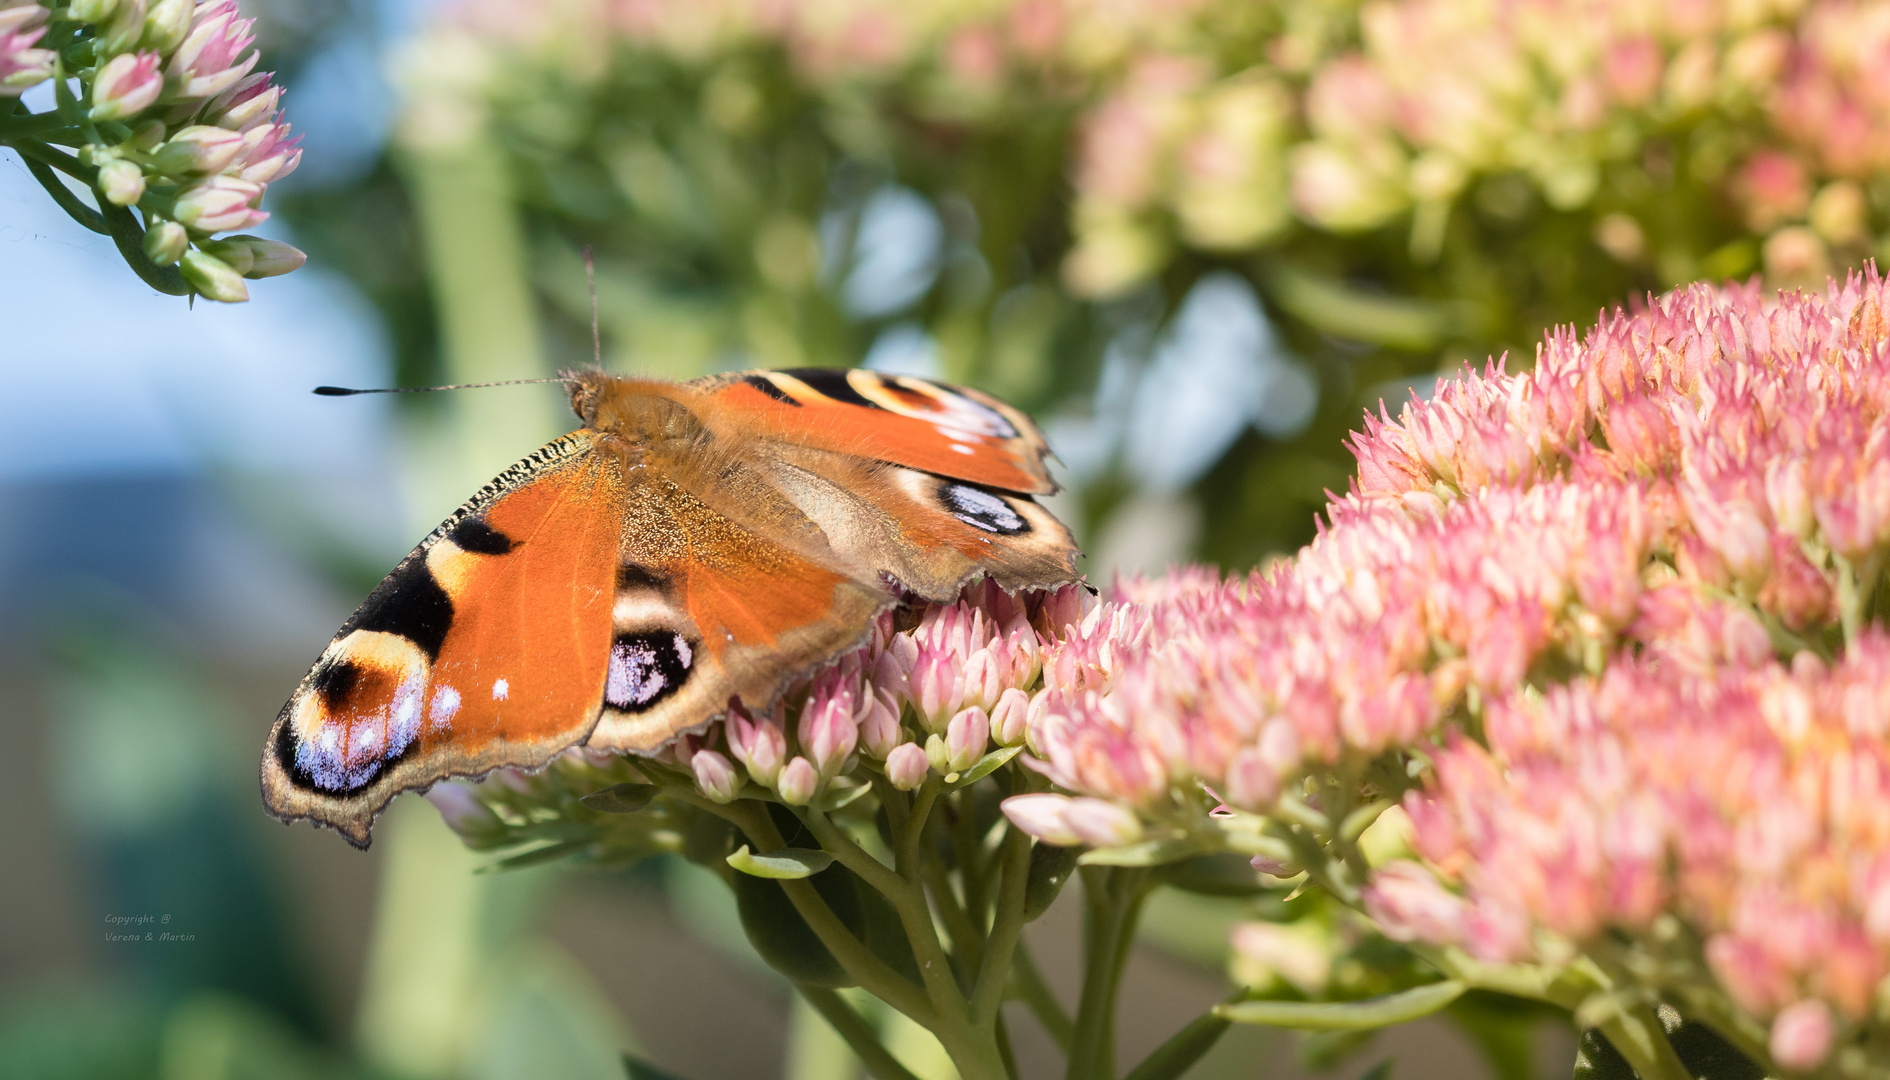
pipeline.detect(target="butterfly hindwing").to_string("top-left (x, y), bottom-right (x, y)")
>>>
top-left (261, 432), bottom-right (622, 846)
top-left (584, 468), bottom-right (890, 752)
top-left (760, 443), bottom-right (1078, 601)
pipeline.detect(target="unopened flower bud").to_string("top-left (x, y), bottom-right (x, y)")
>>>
top-left (99, 0), bottom-right (149, 58)
top-left (924, 732), bottom-right (951, 774)
top-left (140, 0), bottom-right (192, 54)
top-left (857, 690), bottom-right (901, 759)
top-left (1063, 797), bottom-right (1143, 847)
top-left (142, 219), bottom-right (187, 266)
top-left (154, 124), bottom-right (246, 175)
top-left (692, 749), bottom-right (740, 804)
top-left (68, 0), bottom-right (121, 24)
top-left (800, 682), bottom-right (859, 780)
top-left (1361, 861), bottom-right (1469, 947)
top-left (214, 235), bottom-right (304, 278)
top-left (777, 757), bottom-right (818, 805)
top-left (179, 248), bottom-right (249, 302)
top-left (90, 51), bottom-right (162, 120)
top-left (97, 158), bottom-right (144, 206)
top-left (1770, 1000), bottom-right (1835, 1072)
top-left (173, 176), bottom-right (266, 233)
top-left (945, 706), bottom-right (990, 772)
top-left (960, 648), bottom-right (1004, 711)
top-left (913, 651), bottom-right (963, 733)
top-left (425, 781), bottom-right (500, 837)
top-left (990, 687), bottom-right (1030, 747)
top-left (728, 707), bottom-right (786, 787)
top-left (885, 742), bottom-right (929, 790)
top-left (1001, 793), bottom-right (1082, 846)
top-left (207, 73), bottom-right (280, 131)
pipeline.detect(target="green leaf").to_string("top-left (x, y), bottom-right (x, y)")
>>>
top-left (1355, 1059), bottom-right (1395, 1080)
top-left (726, 845), bottom-right (835, 879)
top-left (950, 745), bottom-right (1022, 787)
top-left (580, 783), bottom-right (659, 814)
top-left (1218, 981), bottom-right (1467, 1031)
top-left (1023, 842), bottom-right (1081, 920)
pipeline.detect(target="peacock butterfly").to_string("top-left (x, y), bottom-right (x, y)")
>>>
top-left (261, 368), bottom-right (1080, 846)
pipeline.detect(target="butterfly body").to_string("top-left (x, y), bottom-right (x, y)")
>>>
top-left (263, 368), bottom-right (1079, 846)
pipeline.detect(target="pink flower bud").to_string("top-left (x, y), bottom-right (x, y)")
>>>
top-left (1361, 861), bottom-right (1469, 947)
top-left (799, 684), bottom-right (859, 780)
top-left (425, 781), bottom-right (498, 837)
top-left (990, 687), bottom-right (1030, 747)
top-left (945, 706), bottom-right (990, 772)
top-left (856, 689), bottom-right (901, 759)
top-left (913, 650), bottom-right (963, 733)
top-left (692, 749), bottom-right (740, 804)
top-left (727, 706), bottom-right (786, 787)
top-left (960, 648), bottom-right (1004, 711)
top-left (168, 2), bottom-right (260, 101)
top-left (1223, 746), bottom-right (1280, 810)
top-left (174, 176), bottom-right (266, 233)
top-left (90, 51), bottom-right (162, 120)
top-left (1001, 793), bottom-right (1082, 846)
top-left (206, 72), bottom-right (280, 131)
top-left (159, 124), bottom-right (245, 174)
top-left (1063, 797), bottom-right (1143, 847)
top-left (777, 757), bottom-right (818, 805)
top-left (97, 158), bottom-right (144, 206)
top-left (885, 742), bottom-right (929, 790)
top-left (1770, 1000), bottom-right (1835, 1072)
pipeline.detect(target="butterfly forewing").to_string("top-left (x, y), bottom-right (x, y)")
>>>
top-left (699, 368), bottom-right (1060, 496)
top-left (261, 433), bottom-right (621, 846)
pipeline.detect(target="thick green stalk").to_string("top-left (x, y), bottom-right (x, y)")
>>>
top-left (1066, 866), bottom-right (1151, 1080)
top-left (971, 827), bottom-right (1032, 1026)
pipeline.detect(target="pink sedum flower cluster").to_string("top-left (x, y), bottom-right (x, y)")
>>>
top-left (658, 581), bottom-right (1091, 807)
top-left (0, 2), bottom-right (54, 96)
top-left (1000, 270), bottom-right (1890, 1073)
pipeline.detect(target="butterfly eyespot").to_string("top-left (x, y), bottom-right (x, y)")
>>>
top-left (285, 632), bottom-right (429, 794)
top-left (604, 631), bottom-right (696, 712)
top-left (940, 482), bottom-right (1029, 535)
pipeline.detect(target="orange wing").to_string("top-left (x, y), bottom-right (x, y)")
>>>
top-left (261, 433), bottom-right (621, 847)
top-left (696, 368), bottom-right (1059, 496)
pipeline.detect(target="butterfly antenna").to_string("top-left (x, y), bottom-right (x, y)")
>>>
top-left (313, 377), bottom-right (566, 396)
top-left (584, 244), bottom-right (602, 370)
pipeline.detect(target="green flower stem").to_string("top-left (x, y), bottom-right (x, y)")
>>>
top-left (1835, 551), bottom-right (1886, 646)
top-left (710, 798), bottom-right (934, 1025)
top-left (20, 153), bottom-right (106, 233)
top-left (1066, 865), bottom-right (1152, 1080)
top-left (799, 805), bottom-right (966, 1010)
top-left (956, 791), bottom-right (991, 927)
top-left (921, 811), bottom-right (984, 972)
top-left (797, 987), bottom-right (924, 1080)
top-left (971, 826), bottom-right (1032, 1025)
top-left (1010, 942), bottom-right (1073, 1052)
top-left (1121, 989), bottom-right (1250, 1080)
top-left (99, 201), bottom-right (192, 295)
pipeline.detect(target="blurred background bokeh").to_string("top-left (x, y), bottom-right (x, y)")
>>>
top-left (10, 0), bottom-right (1890, 1075)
